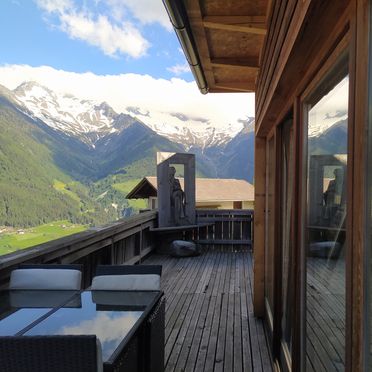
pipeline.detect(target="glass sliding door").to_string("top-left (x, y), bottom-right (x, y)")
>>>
top-left (304, 57), bottom-right (349, 371)
top-left (265, 135), bottom-right (276, 328)
top-left (281, 119), bottom-right (294, 358)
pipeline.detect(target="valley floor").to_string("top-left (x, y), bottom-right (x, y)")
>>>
top-left (0, 220), bottom-right (87, 255)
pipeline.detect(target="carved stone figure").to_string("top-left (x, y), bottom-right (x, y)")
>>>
top-left (157, 152), bottom-right (195, 227)
top-left (169, 166), bottom-right (186, 225)
top-left (323, 168), bottom-right (345, 226)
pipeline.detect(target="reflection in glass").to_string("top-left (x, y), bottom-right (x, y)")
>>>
top-left (0, 290), bottom-right (78, 336)
top-left (305, 75), bottom-right (348, 371)
top-left (281, 120), bottom-right (294, 351)
top-left (25, 291), bottom-right (147, 362)
top-left (265, 136), bottom-right (275, 321)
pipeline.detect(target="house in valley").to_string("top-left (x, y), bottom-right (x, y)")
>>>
top-left (126, 176), bottom-right (254, 210)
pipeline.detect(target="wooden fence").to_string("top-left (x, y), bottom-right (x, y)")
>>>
top-left (0, 209), bottom-right (254, 288)
top-left (0, 210), bottom-right (157, 288)
top-left (196, 209), bottom-right (253, 245)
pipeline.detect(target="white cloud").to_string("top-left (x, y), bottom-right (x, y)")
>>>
top-left (35, 0), bottom-right (150, 58)
top-left (112, 0), bottom-right (172, 31)
top-left (60, 312), bottom-right (141, 360)
top-left (36, 0), bottom-right (72, 13)
top-left (0, 64), bottom-right (255, 132)
top-left (167, 62), bottom-right (190, 76)
top-left (59, 13), bottom-right (149, 58)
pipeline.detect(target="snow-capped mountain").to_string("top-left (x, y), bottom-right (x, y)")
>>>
top-left (150, 122), bottom-right (240, 149)
top-left (308, 110), bottom-right (348, 138)
top-left (13, 82), bottom-right (119, 147)
top-left (13, 81), bottom-right (242, 149)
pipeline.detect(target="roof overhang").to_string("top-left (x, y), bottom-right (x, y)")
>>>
top-left (126, 178), bottom-right (157, 199)
top-left (163, 0), bottom-right (269, 94)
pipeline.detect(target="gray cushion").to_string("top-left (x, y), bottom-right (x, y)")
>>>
top-left (9, 269), bottom-right (82, 290)
top-left (170, 240), bottom-right (200, 257)
top-left (91, 274), bottom-right (160, 291)
top-left (308, 241), bottom-right (341, 258)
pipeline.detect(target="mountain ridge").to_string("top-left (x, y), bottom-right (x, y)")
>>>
top-left (13, 81), bottom-right (244, 149)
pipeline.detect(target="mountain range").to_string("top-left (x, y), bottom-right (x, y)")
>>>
top-left (0, 80), bottom-right (348, 229)
top-left (0, 81), bottom-right (255, 227)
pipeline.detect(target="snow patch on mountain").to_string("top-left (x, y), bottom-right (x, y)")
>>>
top-left (14, 82), bottom-right (117, 146)
top-left (125, 110), bottom-right (243, 149)
top-left (12, 81), bottom-right (244, 149)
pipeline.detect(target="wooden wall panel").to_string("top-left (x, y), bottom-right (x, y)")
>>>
top-left (350, 0), bottom-right (369, 370)
top-left (256, 0), bottom-right (350, 135)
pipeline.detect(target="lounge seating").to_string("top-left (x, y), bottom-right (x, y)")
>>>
top-left (91, 265), bottom-right (162, 291)
top-left (9, 264), bottom-right (83, 290)
top-left (0, 335), bottom-right (102, 372)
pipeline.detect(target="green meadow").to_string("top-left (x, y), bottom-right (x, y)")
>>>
top-left (0, 220), bottom-right (87, 255)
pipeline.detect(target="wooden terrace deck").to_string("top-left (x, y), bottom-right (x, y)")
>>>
top-left (143, 246), bottom-right (272, 372)
top-left (306, 257), bottom-right (345, 371)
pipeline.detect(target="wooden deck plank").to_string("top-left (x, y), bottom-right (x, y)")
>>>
top-left (245, 249), bottom-right (272, 371)
top-left (185, 251), bottom-right (222, 372)
top-left (306, 257), bottom-right (345, 370)
top-left (193, 251), bottom-right (224, 372)
top-left (144, 247), bottom-right (273, 372)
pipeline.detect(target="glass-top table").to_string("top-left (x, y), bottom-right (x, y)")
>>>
top-left (24, 291), bottom-right (160, 362)
top-left (0, 289), bottom-right (163, 370)
top-left (0, 289), bottom-right (79, 336)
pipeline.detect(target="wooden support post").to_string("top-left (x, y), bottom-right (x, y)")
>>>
top-left (254, 136), bottom-right (266, 317)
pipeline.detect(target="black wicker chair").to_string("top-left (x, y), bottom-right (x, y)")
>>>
top-left (94, 265), bottom-right (162, 277)
top-left (0, 335), bottom-right (102, 372)
top-left (145, 296), bottom-right (165, 372)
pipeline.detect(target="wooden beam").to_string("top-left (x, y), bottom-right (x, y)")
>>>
top-left (212, 56), bottom-right (259, 68)
top-left (253, 136), bottom-right (266, 317)
top-left (212, 82), bottom-right (255, 92)
top-left (203, 15), bottom-right (266, 25)
top-left (211, 60), bottom-right (259, 72)
top-left (186, 0), bottom-right (216, 87)
top-left (203, 15), bottom-right (267, 35)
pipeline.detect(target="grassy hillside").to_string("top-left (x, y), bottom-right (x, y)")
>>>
top-left (0, 221), bottom-right (86, 255)
top-left (0, 102), bottom-right (115, 228)
top-left (0, 85), bottom-right (215, 240)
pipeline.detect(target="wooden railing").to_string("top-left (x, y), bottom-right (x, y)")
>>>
top-left (0, 209), bottom-right (254, 288)
top-left (196, 209), bottom-right (253, 246)
top-left (0, 210), bottom-right (157, 288)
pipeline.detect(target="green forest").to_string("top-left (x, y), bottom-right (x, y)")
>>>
top-left (0, 101), bottom-right (151, 252)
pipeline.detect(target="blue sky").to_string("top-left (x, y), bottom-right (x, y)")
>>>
top-left (0, 0), bottom-right (192, 79)
top-left (0, 0), bottom-right (254, 131)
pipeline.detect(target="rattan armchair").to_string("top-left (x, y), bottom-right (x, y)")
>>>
top-left (0, 335), bottom-right (102, 372)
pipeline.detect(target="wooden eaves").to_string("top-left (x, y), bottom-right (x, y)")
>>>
top-left (163, 0), bottom-right (269, 93)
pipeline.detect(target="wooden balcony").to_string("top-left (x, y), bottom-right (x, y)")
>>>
top-left (0, 209), bottom-right (272, 371)
top-left (145, 246), bottom-right (272, 372)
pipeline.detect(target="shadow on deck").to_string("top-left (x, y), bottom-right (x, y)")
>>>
top-left (143, 246), bottom-right (272, 372)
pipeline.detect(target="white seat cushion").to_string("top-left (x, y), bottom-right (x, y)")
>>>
top-left (91, 274), bottom-right (160, 291)
top-left (9, 269), bottom-right (82, 290)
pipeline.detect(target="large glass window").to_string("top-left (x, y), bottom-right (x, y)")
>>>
top-left (304, 59), bottom-right (348, 371)
top-left (265, 135), bottom-right (275, 325)
top-left (281, 119), bottom-right (294, 353)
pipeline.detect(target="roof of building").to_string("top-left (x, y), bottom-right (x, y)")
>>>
top-left (126, 177), bottom-right (254, 202)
